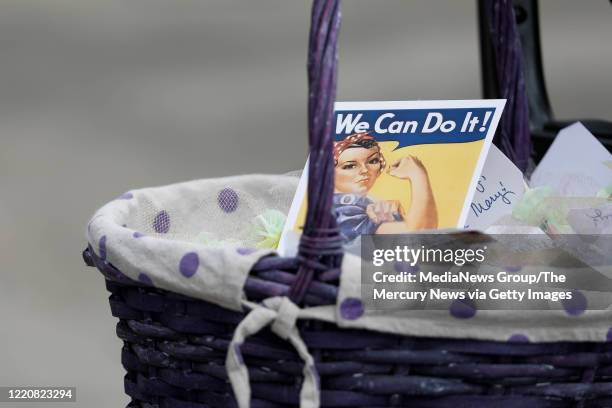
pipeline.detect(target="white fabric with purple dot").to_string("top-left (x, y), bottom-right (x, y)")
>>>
top-left (86, 172), bottom-right (612, 408)
top-left (336, 250), bottom-right (612, 343)
top-left (86, 174), bottom-right (298, 310)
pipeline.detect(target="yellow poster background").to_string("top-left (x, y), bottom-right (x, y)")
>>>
top-left (293, 139), bottom-right (484, 232)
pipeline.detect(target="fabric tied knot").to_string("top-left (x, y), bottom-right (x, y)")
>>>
top-left (226, 297), bottom-right (320, 408)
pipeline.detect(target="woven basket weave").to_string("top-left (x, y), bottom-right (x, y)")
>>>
top-left (83, 1), bottom-right (612, 407)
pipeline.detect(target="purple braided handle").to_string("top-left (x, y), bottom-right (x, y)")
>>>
top-left (289, 0), bottom-right (531, 303)
top-left (289, 0), bottom-right (343, 304)
top-left (486, 0), bottom-right (532, 172)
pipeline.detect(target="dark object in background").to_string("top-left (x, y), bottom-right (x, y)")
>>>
top-left (479, 0), bottom-right (612, 163)
top-left (481, 0), bottom-right (532, 172)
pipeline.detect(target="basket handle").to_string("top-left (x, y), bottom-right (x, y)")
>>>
top-left (484, 0), bottom-right (532, 172)
top-left (289, 0), bottom-right (530, 304)
top-left (289, 0), bottom-right (343, 304)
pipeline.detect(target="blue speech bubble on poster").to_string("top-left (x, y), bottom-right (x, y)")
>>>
top-left (334, 108), bottom-right (496, 149)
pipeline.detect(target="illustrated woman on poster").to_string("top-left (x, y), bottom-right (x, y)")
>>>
top-left (333, 132), bottom-right (438, 243)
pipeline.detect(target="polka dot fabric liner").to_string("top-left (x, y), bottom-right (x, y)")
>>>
top-left (337, 253), bottom-right (612, 343)
top-left (86, 174), bottom-right (298, 310)
top-left (87, 173), bottom-right (612, 342)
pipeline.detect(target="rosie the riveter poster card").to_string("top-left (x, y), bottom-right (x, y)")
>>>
top-left (278, 100), bottom-right (506, 256)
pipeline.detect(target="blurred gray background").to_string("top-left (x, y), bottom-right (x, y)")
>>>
top-left (0, 1), bottom-right (609, 407)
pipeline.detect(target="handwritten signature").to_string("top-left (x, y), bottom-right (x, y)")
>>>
top-left (587, 208), bottom-right (612, 227)
top-left (471, 176), bottom-right (517, 217)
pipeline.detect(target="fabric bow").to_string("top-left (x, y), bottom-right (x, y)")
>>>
top-left (226, 297), bottom-right (321, 408)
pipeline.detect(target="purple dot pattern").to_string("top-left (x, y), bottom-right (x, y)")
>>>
top-left (449, 299), bottom-right (477, 319)
top-left (138, 273), bottom-right (153, 286)
top-left (133, 231), bottom-right (144, 238)
top-left (607, 328), bottom-right (612, 342)
top-left (153, 210), bottom-right (171, 233)
top-left (340, 297), bottom-right (364, 320)
top-left (99, 235), bottom-right (107, 260)
top-left (218, 188), bottom-right (239, 213)
top-left (118, 192), bottom-right (133, 200)
top-left (508, 334), bottom-right (529, 343)
top-left (234, 343), bottom-right (244, 366)
top-left (237, 247), bottom-right (256, 256)
top-left (179, 252), bottom-right (199, 278)
top-left (562, 290), bottom-right (587, 316)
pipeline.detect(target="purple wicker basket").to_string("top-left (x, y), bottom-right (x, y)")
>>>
top-left (83, 1), bottom-right (612, 407)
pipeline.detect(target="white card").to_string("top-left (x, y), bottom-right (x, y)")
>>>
top-left (530, 122), bottom-right (612, 196)
top-left (277, 99), bottom-right (506, 256)
top-left (465, 145), bottom-right (526, 230)
top-left (567, 203), bottom-right (612, 234)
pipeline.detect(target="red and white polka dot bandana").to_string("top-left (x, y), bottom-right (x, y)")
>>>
top-left (333, 132), bottom-right (386, 171)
